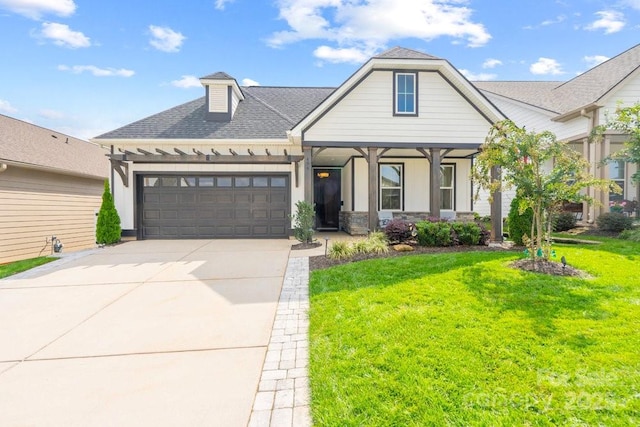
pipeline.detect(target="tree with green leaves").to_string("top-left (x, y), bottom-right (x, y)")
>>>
top-left (290, 200), bottom-right (315, 244)
top-left (472, 120), bottom-right (614, 261)
top-left (96, 180), bottom-right (122, 245)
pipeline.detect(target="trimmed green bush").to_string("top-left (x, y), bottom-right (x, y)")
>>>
top-left (383, 218), bottom-right (414, 243)
top-left (507, 196), bottom-right (533, 245)
top-left (619, 228), bottom-right (640, 242)
top-left (416, 221), bottom-right (452, 246)
top-left (96, 180), bottom-right (121, 245)
top-left (553, 212), bottom-right (577, 232)
top-left (596, 212), bottom-right (633, 232)
top-left (452, 222), bottom-right (481, 245)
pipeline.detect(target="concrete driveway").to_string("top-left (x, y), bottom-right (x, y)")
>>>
top-left (0, 239), bottom-right (292, 426)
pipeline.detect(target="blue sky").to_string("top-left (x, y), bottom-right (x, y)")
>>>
top-left (0, 0), bottom-right (638, 140)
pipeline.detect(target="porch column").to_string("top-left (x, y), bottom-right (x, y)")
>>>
top-left (429, 148), bottom-right (441, 218)
top-left (490, 165), bottom-right (503, 243)
top-left (582, 138), bottom-right (590, 222)
top-left (368, 147), bottom-right (378, 232)
top-left (303, 146), bottom-right (313, 204)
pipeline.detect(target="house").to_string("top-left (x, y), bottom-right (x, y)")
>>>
top-left (0, 114), bottom-right (109, 263)
top-left (93, 48), bottom-right (505, 240)
top-left (474, 43), bottom-right (640, 222)
top-left (93, 44), bottom-right (639, 241)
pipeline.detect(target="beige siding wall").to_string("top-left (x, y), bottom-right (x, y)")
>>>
top-left (305, 70), bottom-right (491, 144)
top-left (0, 167), bottom-right (103, 264)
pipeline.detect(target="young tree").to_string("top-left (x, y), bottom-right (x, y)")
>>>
top-left (290, 200), bottom-right (315, 244)
top-left (472, 120), bottom-right (614, 261)
top-left (96, 180), bottom-right (122, 245)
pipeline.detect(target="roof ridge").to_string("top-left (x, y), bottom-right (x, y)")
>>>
top-left (243, 89), bottom-right (296, 125)
top-left (0, 112), bottom-right (94, 144)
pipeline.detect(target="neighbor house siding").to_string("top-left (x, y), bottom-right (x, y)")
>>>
top-left (0, 167), bottom-right (103, 263)
top-left (305, 70), bottom-right (491, 144)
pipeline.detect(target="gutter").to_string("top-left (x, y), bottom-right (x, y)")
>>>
top-left (552, 103), bottom-right (599, 122)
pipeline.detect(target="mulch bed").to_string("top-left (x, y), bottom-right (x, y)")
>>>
top-left (510, 258), bottom-right (589, 278)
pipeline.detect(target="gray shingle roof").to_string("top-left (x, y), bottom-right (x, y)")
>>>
top-left (95, 86), bottom-right (335, 140)
top-left (475, 43), bottom-right (640, 115)
top-left (0, 114), bottom-right (108, 179)
top-left (375, 46), bottom-right (440, 60)
top-left (200, 72), bottom-right (235, 80)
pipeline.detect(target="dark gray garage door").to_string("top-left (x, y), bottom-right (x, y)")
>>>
top-left (139, 174), bottom-right (290, 238)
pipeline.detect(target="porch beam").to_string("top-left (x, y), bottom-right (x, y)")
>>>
top-left (110, 159), bottom-right (129, 188)
top-left (108, 154), bottom-right (303, 164)
top-left (353, 147), bottom-right (367, 160)
top-left (429, 148), bottom-right (441, 219)
top-left (312, 147), bottom-right (327, 159)
top-left (377, 148), bottom-right (391, 161)
top-left (303, 147), bottom-right (313, 204)
top-left (416, 147), bottom-right (432, 162)
top-left (368, 147), bottom-right (379, 232)
top-left (490, 166), bottom-right (503, 243)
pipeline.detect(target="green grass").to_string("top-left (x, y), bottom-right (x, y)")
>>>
top-left (309, 238), bottom-right (640, 426)
top-left (0, 256), bottom-right (57, 279)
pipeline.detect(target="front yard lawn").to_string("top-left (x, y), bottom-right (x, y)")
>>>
top-left (309, 238), bottom-right (640, 426)
top-left (0, 256), bottom-right (56, 279)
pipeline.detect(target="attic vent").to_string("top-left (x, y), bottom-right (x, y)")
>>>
top-left (208, 86), bottom-right (228, 113)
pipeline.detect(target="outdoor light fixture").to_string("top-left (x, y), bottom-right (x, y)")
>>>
top-left (324, 237), bottom-right (329, 257)
top-left (561, 256), bottom-right (567, 273)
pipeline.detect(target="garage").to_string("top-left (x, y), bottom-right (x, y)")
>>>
top-left (138, 174), bottom-right (290, 239)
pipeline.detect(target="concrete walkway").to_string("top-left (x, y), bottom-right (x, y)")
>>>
top-left (0, 239), bottom-right (292, 427)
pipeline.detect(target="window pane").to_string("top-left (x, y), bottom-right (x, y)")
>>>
top-left (609, 161), bottom-right (625, 180)
top-left (396, 73), bottom-right (415, 114)
top-left (440, 189), bottom-right (453, 210)
top-left (610, 180), bottom-right (625, 201)
top-left (144, 177), bottom-right (158, 187)
top-left (271, 177), bottom-right (286, 187)
top-left (181, 177), bottom-right (196, 187)
top-left (380, 165), bottom-right (401, 188)
top-left (440, 166), bottom-right (453, 187)
top-left (160, 177), bottom-right (177, 187)
top-left (253, 177), bottom-right (268, 187)
top-left (235, 177), bottom-right (250, 187)
top-left (199, 177), bottom-right (214, 187)
top-left (381, 189), bottom-right (401, 210)
top-left (217, 177), bottom-right (232, 187)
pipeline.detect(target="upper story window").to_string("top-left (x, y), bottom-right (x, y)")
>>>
top-left (395, 72), bottom-right (417, 116)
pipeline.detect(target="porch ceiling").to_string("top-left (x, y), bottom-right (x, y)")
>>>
top-left (311, 147), bottom-right (479, 167)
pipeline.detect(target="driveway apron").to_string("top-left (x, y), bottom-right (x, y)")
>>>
top-left (0, 239), bottom-right (291, 426)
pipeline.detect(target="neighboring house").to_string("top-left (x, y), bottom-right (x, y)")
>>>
top-left (93, 48), bottom-right (505, 239)
top-left (93, 44), bottom-right (639, 241)
top-left (0, 114), bottom-right (108, 263)
top-left (474, 43), bottom-right (640, 222)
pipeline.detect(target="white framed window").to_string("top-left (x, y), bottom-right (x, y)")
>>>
top-left (380, 164), bottom-right (403, 210)
top-left (440, 165), bottom-right (455, 210)
top-left (609, 160), bottom-right (625, 201)
top-left (395, 72), bottom-right (417, 115)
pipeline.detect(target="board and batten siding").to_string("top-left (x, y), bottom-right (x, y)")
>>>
top-left (0, 167), bottom-right (103, 264)
top-left (305, 70), bottom-right (491, 144)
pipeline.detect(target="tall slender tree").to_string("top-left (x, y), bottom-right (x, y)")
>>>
top-left (96, 180), bottom-right (122, 245)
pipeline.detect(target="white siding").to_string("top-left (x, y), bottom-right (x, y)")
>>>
top-left (353, 158), bottom-right (368, 211)
top-left (305, 71), bottom-right (491, 144)
top-left (599, 73), bottom-right (640, 123)
top-left (231, 90), bottom-right (241, 117)
top-left (208, 85), bottom-right (228, 113)
top-left (341, 160), bottom-right (353, 211)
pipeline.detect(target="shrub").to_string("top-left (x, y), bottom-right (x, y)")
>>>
top-left (328, 241), bottom-right (355, 260)
top-left (384, 218), bottom-right (414, 243)
top-left (96, 180), bottom-right (121, 245)
top-left (507, 197), bottom-right (533, 245)
top-left (452, 222), bottom-right (481, 245)
top-left (291, 200), bottom-right (315, 243)
top-left (416, 221), bottom-right (452, 247)
top-left (596, 212), bottom-right (634, 232)
top-left (619, 228), bottom-right (640, 242)
top-left (553, 212), bottom-right (577, 232)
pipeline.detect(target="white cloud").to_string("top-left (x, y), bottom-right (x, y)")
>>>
top-left (585, 10), bottom-right (625, 34)
top-left (530, 57), bottom-right (564, 75)
top-left (0, 0), bottom-right (75, 19)
top-left (171, 75), bottom-right (201, 88)
top-left (459, 69), bottom-right (496, 81)
top-left (215, 0), bottom-right (234, 10)
top-left (268, 0), bottom-right (491, 63)
top-left (313, 45), bottom-right (371, 64)
top-left (622, 0), bottom-right (640, 10)
top-left (482, 58), bottom-right (502, 69)
top-left (0, 99), bottom-right (18, 114)
top-left (242, 78), bottom-right (260, 86)
top-left (58, 64), bottom-right (135, 77)
top-left (38, 109), bottom-right (65, 119)
top-left (39, 22), bottom-right (90, 48)
top-left (149, 25), bottom-right (185, 52)
top-left (583, 55), bottom-right (609, 68)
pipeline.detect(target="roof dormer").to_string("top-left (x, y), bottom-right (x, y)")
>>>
top-left (199, 72), bottom-right (244, 122)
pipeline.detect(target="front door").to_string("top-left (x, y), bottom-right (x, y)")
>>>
top-left (314, 169), bottom-right (341, 230)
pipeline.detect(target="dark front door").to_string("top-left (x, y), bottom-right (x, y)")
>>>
top-left (314, 169), bottom-right (341, 230)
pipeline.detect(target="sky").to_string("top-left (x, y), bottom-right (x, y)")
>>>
top-left (0, 0), bottom-right (639, 140)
